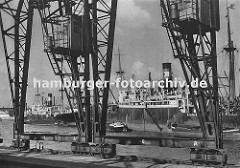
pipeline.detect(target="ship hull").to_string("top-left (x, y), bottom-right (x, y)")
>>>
top-left (25, 114), bottom-right (55, 124)
top-left (35, 108), bottom-right (240, 128)
top-left (222, 115), bottom-right (240, 126)
top-left (55, 112), bottom-right (79, 123)
top-left (52, 107), bottom-right (189, 126)
top-left (108, 107), bottom-right (189, 125)
top-left (185, 114), bottom-right (240, 127)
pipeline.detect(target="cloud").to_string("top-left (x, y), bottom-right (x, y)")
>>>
top-left (131, 61), bottom-right (162, 80)
top-left (131, 61), bottom-right (181, 81)
top-left (148, 66), bottom-right (163, 80)
top-left (131, 61), bottom-right (147, 79)
top-left (117, 0), bottom-right (151, 29)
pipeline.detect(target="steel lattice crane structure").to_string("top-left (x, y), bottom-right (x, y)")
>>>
top-left (0, 0), bottom-right (229, 164)
top-left (0, 0), bottom-right (34, 139)
top-left (0, 0), bottom-right (117, 143)
top-left (160, 0), bottom-right (222, 149)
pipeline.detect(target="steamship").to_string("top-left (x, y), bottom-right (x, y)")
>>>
top-left (49, 63), bottom-right (194, 126)
top-left (107, 63), bottom-right (195, 130)
top-left (25, 93), bottom-right (62, 125)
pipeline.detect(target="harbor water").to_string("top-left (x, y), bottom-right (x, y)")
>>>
top-left (0, 118), bottom-right (76, 151)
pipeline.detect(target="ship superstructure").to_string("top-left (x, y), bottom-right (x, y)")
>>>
top-left (108, 63), bottom-right (194, 130)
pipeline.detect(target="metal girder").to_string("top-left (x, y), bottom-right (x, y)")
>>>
top-left (35, 0), bottom-right (91, 141)
top-left (35, 0), bottom-right (117, 142)
top-left (92, 0), bottom-right (118, 138)
top-left (160, 0), bottom-right (222, 149)
top-left (0, 0), bottom-right (34, 134)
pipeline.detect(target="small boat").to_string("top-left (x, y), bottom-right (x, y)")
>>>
top-left (171, 124), bottom-right (201, 132)
top-left (0, 111), bottom-right (14, 120)
top-left (109, 121), bottom-right (129, 132)
top-left (223, 127), bottom-right (240, 133)
top-left (54, 120), bottom-right (68, 126)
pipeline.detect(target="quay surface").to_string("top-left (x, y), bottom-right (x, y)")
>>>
top-left (0, 148), bottom-right (228, 168)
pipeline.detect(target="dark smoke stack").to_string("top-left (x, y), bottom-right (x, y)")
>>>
top-left (162, 63), bottom-right (172, 80)
top-left (47, 93), bottom-right (52, 107)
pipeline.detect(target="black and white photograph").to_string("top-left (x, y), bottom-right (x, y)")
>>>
top-left (0, 0), bottom-right (239, 167)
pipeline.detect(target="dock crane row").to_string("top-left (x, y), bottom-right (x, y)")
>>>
top-left (0, 0), bottom-right (227, 165)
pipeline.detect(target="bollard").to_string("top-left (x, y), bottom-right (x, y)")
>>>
top-left (71, 141), bottom-right (78, 154)
top-left (39, 142), bottom-right (44, 150)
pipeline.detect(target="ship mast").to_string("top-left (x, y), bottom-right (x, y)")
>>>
top-left (35, 85), bottom-right (41, 105)
top-left (224, 0), bottom-right (236, 103)
top-left (115, 46), bottom-right (124, 91)
top-left (59, 56), bottom-right (64, 112)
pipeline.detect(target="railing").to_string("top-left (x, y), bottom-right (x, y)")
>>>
top-left (119, 100), bottom-right (179, 106)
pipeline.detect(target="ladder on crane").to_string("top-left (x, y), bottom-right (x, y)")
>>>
top-left (160, 0), bottom-right (226, 165)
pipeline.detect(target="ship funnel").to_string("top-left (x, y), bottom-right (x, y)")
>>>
top-left (162, 63), bottom-right (172, 79)
top-left (47, 93), bottom-right (53, 107)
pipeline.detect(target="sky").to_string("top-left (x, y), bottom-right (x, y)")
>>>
top-left (0, 0), bottom-right (240, 107)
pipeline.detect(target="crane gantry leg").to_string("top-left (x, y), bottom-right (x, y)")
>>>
top-left (0, 0), bottom-right (34, 139)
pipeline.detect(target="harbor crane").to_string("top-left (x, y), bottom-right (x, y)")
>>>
top-left (160, 0), bottom-right (227, 163)
top-left (0, 0), bottom-right (117, 144)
